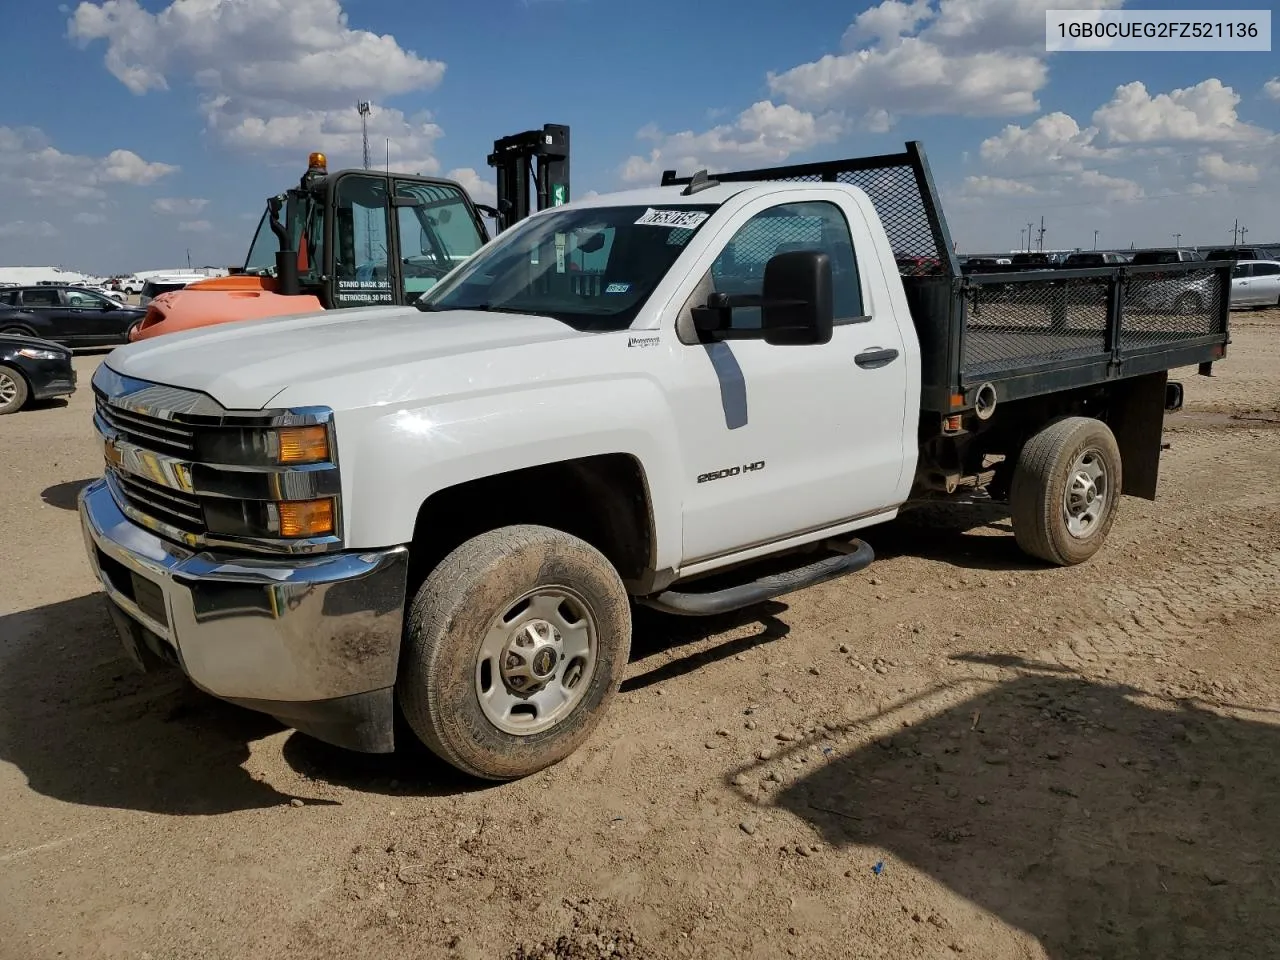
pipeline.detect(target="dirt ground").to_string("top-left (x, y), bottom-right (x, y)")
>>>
top-left (2, 309), bottom-right (1278, 960)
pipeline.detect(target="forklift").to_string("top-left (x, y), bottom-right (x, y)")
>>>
top-left (129, 124), bottom-right (572, 340)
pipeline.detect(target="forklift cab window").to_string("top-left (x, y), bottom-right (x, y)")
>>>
top-left (395, 180), bottom-right (485, 298)
top-left (333, 174), bottom-right (393, 303)
top-left (244, 206), bottom-right (279, 274)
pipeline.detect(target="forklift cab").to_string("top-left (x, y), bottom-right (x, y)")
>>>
top-left (254, 124), bottom-right (571, 309)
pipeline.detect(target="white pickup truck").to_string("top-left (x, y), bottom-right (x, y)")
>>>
top-left (78, 143), bottom-right (1231, 781)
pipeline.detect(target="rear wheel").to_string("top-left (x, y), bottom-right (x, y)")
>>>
top-left (0, 325), bottom-right (36, 338)
top-left (397, 524), bottom-right (632, 780)
top-left (0, 365), bottom-right (30, 415)
top-left (1010, 416), bottom-right (1123, 566)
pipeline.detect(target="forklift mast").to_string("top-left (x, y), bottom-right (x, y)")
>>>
top-left (487, 124), bottom-right (570, 232)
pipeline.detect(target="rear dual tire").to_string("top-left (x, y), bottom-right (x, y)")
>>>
top-left (397, 524), bottom-right (631, 781)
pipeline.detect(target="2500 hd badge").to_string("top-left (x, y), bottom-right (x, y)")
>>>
top-left (697, 461), bottom-right (765, 483)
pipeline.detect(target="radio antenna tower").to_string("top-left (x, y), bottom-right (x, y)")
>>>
top-left (357, 101), bottom-right (372, 170)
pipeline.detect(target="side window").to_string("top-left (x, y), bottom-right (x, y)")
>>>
top-left (1232, 264), bottom-right (1253, 279)
top-left (333, 174), bottom-right (392, 302)
top-left (1252, 263), bottom-right (1280, 277)
top-left (67, 290), bottom-right (107, 308)
top-left (708, 200), bottom-right (863, 330)
top-left (394, 181), bottom-right (485, 298)
top-left (22, 289), bottom-right (60, 307)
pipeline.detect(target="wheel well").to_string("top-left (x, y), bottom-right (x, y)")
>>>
top-left (406, 453), bottom-right (654, 597)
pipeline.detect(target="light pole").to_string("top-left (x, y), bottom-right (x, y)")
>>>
top-left (1093, 229), bottom-right (1099, 250)
top-left (1173, 232), bottom-right (1181, 247)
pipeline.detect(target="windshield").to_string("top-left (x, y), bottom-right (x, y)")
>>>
top-left (242, 191), bottom-right (325, 283)
top-left (417, 203), bottom-right (719, 330)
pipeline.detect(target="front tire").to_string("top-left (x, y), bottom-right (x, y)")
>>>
top-left (397, 524), bottom-right (631, 780)
top-left (1010, 416), bottom-right (1123, 566)
top-left (0, 365), bottom-right (29, 414)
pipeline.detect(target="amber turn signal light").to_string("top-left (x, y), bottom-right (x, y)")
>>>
top-left (275, 498), bottom-right (335, 538)
top-left (277, 425), bottom-right (330, 464)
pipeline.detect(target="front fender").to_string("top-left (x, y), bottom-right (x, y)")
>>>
top-left (330, 375), bottom-right (686, 573)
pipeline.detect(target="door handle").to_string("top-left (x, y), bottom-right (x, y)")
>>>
top-left (855, 347), bottom-right (899, 369)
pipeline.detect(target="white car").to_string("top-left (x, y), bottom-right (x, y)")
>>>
top-left (1230, 260), bottom-right (1280, 309)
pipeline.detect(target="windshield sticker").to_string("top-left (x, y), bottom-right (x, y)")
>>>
top-left (634, 208), bottom-right (710, 230)
top-left (605, 282), bottom-right (631, 294)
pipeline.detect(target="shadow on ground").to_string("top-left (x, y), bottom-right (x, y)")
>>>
top-left (0, 594), bottom-right (319, 815)
top-left (869, 500), bottom-right (1045, 572)
top-left (41, 478), bottom-right (94, 510)
top-left (752, 658), bottom-right (1280, 959)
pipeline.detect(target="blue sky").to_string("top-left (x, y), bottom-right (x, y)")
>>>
top-left (1, 0), bottom-right (1277, 273)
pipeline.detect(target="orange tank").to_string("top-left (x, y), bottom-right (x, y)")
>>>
top-left (129, 274), bottom-right (325, 342)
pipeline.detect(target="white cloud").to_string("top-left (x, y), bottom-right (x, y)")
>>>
top-left (211, 102), bottom-right (443, 174)
top-left (0, 221), bottom-right (59, 239)
top-left (1093, 79), bottom-right (1269, 144)
top-left (152, 197), bottom-right (209, 215)
top-left (0, 125), bottom-right (177, 201)
top-left (842, 0), bottom-right (932, 46)
top-left (1266, 78), bottom-right (1280, 101)
top-left (979, 112), bottom-right (1117, 172)
top-left (178, 219), bottom-right (212, 233)
top-left (771, 0), bottom-right (1123, 120)
top-left (769, 37), bottom-right (1045, 117)
top-left (926, 0), bottom-right (1123, 54)
top-left (962, 175), bottom-right (1038, 196)
top-left (1198, 153), bottom-right (1260, 184)
top-left (444, 167), bottom-right (496, 206)
top-left (619, 101), bottom-right (843, 184)
top-left (70, 0), bottom-right (449, 170)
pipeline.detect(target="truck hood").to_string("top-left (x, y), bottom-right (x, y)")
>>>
top-left (103, 305), bottom-right (591, 409)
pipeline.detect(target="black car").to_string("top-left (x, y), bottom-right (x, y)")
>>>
top-left (0, 285), bottom-right (144, 346)
top-left (0, 334), bottom-right (76, 414)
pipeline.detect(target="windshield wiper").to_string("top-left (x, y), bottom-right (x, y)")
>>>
top-left (418, 301), bottom-right (549, 317)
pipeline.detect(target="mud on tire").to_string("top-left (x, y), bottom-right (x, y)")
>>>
top-left (397, 524), bottom-right (631, 780)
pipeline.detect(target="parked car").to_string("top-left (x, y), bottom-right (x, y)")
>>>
top-left (139, 274), bottom-right (208, 307)
top-left (78, 141), bottom-right (1229, 782)
top-left (1130, 248), bottom-right (1203, 265)
top-left (0, 333), bottom-right (76, 414)
top-left (1230, 260), bottom-right (1280, 309)
top-left (1061, 252), bottom-right (1126, 267)
top-left (0, 286), bottom-right (145, 346)
top-left (1203, 246), bottom-right (1280, 262)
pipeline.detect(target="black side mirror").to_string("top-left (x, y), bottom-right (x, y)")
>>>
top-left (693, 250), bottom-right (834, 345)
top-left (760, 250), bottom-right (833, 346)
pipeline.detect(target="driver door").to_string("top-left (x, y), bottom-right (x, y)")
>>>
top-left (393, 180), bottom-right (486, 301)
top-left (63, 289), bottom-right (125, 345)
top-left (670, 195), bottom-right (912, 565)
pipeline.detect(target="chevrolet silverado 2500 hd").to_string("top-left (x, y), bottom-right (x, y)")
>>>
top-left (78, 142), bottom-right (1231, 781)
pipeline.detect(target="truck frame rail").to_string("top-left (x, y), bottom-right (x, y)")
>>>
top-left (660, 143), bottom-right (1231, 413)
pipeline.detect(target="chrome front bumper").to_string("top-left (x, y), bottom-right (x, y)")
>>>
top-left (78, 478), bottom-right (410, 752)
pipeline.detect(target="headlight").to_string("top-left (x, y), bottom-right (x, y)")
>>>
top-left (17, 347), bottom-right (65, 360)
top-left (199, 424), bottom-right (332, 467)
top-left (204, 496), bottom-right (337, 540)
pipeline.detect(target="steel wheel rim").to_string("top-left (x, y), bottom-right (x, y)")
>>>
top-left (1062, 446), bottom-right (1108, 538)
top-left (0, 372), bottom-right (17, 406)
top-left (475, 585), bottom-right (598, 736)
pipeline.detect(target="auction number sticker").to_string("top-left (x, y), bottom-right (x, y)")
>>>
top-left (634, 208), bottom-right (710, 229)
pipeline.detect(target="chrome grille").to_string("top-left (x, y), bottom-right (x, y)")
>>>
top-left (110, 470), bottom-right (206, 536)
top-left (90, 364), bottom-right (342, 555)
top-left (94, 392), bottom-right (195, 457)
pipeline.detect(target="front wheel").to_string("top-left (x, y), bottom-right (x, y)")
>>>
top-left (397, 524), bottom-right (632, 780)
top-left (1009, 416), bottom-right (1123, 566)
top-left (0, 365), bottom-right (29, 414)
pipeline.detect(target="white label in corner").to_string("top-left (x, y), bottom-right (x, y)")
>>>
top-left (634, 207), bottom-right (710, 229)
